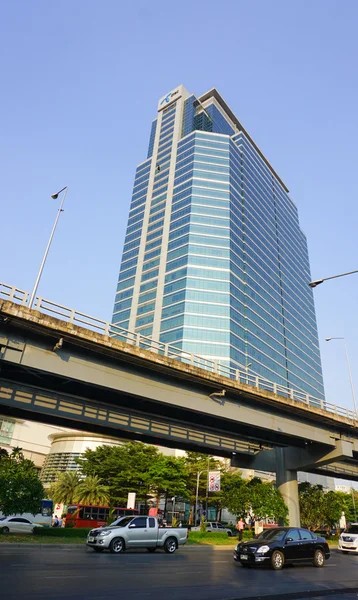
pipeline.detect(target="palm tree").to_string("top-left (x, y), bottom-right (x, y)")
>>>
top-left (76, 476), bottom-right (109, 506)
top-left (52, 471), bottom-right (81, 505)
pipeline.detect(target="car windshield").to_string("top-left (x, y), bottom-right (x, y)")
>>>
top-left (0, 517), bottom-right (6, 521)
top-left (346, 525), bottom-right (358, 534)
top-left (109, 516), bottom-right (134, 528)
top-left (256, 529), bottom-right (275, 539)
top-left (257, 528), bottom-right (286, 541)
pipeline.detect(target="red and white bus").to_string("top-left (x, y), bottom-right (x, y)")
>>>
top-left (66, 505), bottom-right (139, 528)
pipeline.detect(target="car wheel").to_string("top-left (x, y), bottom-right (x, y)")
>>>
top-left (147, 548), bottom-right (156, 553)
top-left (164, 537), bottom-right (177, 554)
top-left (92, 547), bottom-right (104, 553)
top-left (313, 549), bottom-right (325, 567)
top-left (227, 531), bottom-right (232, 537)
top-left (2, 527), bottom-right (9, 534)
top-left (109, 537), bottom-right (125, 554)
top-left (271, 550), bottom-right (284, 570)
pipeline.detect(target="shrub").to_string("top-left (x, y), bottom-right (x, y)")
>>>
top-left (200, 516), bottom-right (207, 533)
top-left (188, 531), bottom-right (228, 543)
top-left (33, 527), bottom-right (91, 538)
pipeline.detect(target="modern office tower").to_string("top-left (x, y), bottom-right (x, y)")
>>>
top-left (112, 85), bottom-right (325, 401)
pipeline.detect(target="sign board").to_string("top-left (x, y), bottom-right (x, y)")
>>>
top-left (208, 471), bottom-right (221, 492)
top-left (127, 492), bottom-right (136, 509)
top-left (54, 503), bottom-right (64, 518)
top-left (157, 84), bottom-right (188, 112)
top-left (335, 484), bottom-right (350, 494)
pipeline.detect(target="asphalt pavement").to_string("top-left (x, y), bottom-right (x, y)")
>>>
top-left (0, 545), bottom-right (357, 600)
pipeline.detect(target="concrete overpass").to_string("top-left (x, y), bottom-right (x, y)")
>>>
top-left (1, 283), bottom-right (358, 526)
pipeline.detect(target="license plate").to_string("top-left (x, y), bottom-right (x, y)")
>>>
top-left (240, 554), bottom-right (248, 560)
top-left (88, 537), bottom-right (95, 543)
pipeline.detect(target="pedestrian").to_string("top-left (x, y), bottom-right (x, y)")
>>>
top-left (236, 518), bottom-right (244, 541)
top-left (58, 516), bottom-right (63, 528)
top-left (53, 516), bottom-right (59, 528)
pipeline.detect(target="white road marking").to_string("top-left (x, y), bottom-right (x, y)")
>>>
top-left (43, 575), bottom-right (87, 579)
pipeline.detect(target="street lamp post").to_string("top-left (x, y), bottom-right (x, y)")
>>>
top-left (325, 337), bottom-right (358, 416)
top-left (194, 470), bottom-right (204, 527)
top-left (352, 488), bottom-right (357, 522)
top-left (245, 361), bottom-right (252, 385)
top-left (171, 496), bottom-right (176, 524)
top-left (28, 186), bottom-right (68, 308)
top-left (205, 456), bottom-right (210, 516)
top-left (309, 269), bottom-right (358, 289)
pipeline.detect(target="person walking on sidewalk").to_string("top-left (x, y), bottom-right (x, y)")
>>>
top-left (236, 518), bottom-right (244, 541)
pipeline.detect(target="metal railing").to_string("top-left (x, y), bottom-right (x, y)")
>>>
top-left (1, 281), bottom-right (357, 422)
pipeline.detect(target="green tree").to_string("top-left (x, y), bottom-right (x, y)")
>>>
top-left (345, 489), bottom-right (358, 522)
top-left (51, 471), bottom-right (81, 505)
top-left (183, 452), bottom-right (220, 522)
top-left (299, 483), bottom-right (325, 530)
top-left (76, 475), bottom-right (109, 506)
top-left (221, 474), bottom-right (288, 523)
top-left (44, 481), bottom-right (59, 501)
top-left (248, 480), bottom-right (288, 522)
top-left (148, 455), bottom-right (189, 508)
top-left (77, 442), bottom-right (159, 506)
top-left (221, 471), bottom-right (250, 517)
top-left (0, 447), bottom-right (44, 516)
top-left (299, 483), bottom-right (352, 531)
top-left (323, 490), bottom-right (345, 530)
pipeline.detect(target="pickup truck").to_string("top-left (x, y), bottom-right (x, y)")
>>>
top-left (86, 515), bottom-right (188, 554)
top-left (191, 521), bottom-right (233, 536)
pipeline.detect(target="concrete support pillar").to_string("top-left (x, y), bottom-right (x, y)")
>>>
top-left (275, 447), bottom-right (300, 527)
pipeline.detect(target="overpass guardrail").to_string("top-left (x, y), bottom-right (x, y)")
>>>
top-left (1, 281), bottom-right (356, 423)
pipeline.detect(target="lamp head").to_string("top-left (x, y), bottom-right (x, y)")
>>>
top-left (325, 338), bottom-right (332, 342)
top-left (309, 279), bottom-right (324, 288)
top-left (51, 186), bottom-right (67, 200)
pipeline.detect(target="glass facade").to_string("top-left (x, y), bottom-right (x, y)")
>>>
top-left (112, 86), bottom-right (325, 401)
top-left (40, 452), bottom-right (81, 484)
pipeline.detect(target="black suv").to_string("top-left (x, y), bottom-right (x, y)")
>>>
top-left (234, 527), bottom-right (330, 570)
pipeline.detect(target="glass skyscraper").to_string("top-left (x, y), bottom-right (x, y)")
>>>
top-left (112, 85), bottom-right (325, 401)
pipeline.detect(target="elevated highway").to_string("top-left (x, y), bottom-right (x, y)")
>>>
top-left (1, 283), bottom-right (358, 525)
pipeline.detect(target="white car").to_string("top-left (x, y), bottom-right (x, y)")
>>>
top-left (0, 516), bottom-right (40, 534)
top-left (338, 523), bottom-right (358, 553)
top-left (191, 521), bottom-right (233, 536)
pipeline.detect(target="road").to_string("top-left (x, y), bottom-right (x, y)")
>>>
top-left (1, 545), bottom-right (358, 600)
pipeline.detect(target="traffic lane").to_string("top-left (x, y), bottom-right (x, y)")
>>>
top-left (296, 596), bottom-right (358, 600)
top-left (1, 547), bottom-right (358, 600)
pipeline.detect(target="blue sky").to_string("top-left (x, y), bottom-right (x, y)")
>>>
top-left (1, 0), bottom-right (358, 415)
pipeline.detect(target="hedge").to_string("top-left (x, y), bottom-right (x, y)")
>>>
top-left (33, 527), bottom-right (92, 538)
top-left (188, 531), bottom-right (229, 542)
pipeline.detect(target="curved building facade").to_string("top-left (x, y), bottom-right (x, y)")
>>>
top-left (40, 432), bottom-right (123, 485)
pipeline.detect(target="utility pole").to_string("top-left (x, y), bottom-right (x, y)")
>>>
top-left (352, 488), bottom-right (357, 521)
top-left (205, 456), bottom-right (210, 517)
